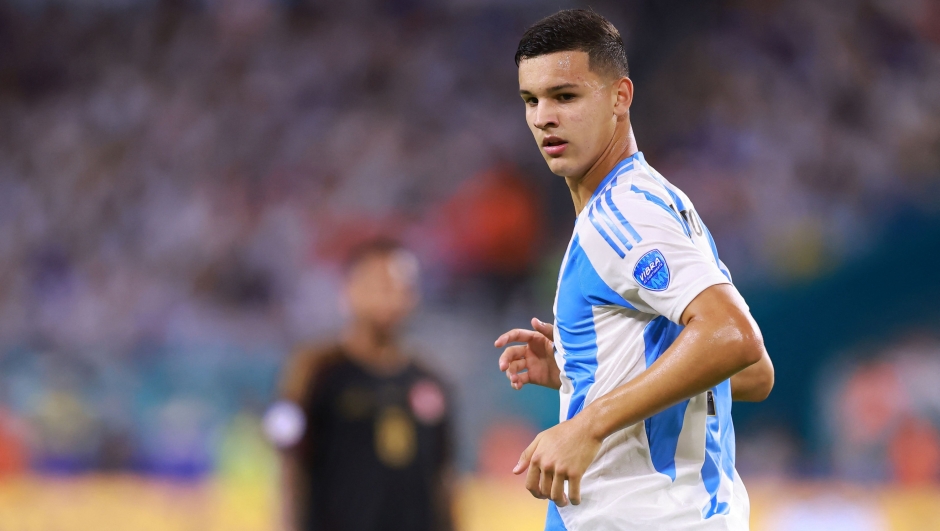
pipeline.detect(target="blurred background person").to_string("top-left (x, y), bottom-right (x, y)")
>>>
top-left (265, 239), bottom-right (454, 531)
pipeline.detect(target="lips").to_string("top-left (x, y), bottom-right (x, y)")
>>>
top-left (542, 136), bottom-right (568, 156)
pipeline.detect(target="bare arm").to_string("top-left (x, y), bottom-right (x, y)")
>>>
top-left (731, 349), bottom-right (774, 402)
top-left (279, 453), bottom-right (305, 531)
top-left (268, 348), bottom-right (324, 531)
top-left (584, 283), bottom-right (768, 438)
top-left (514, 284), bottom-right (770, 506)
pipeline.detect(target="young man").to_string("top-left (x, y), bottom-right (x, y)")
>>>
top-left (265, 240), bottom-right (453, 531)
top-left (494, 10), bottom-right (774, 531)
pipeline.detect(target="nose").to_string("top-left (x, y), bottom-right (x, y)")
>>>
top-left (533, 101), bottom-right (558, 130)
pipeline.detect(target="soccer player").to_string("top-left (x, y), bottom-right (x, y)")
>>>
top-left (265, 239), bottom-right (453, 531)
top-left (494, 10), bottom-right (774, 530)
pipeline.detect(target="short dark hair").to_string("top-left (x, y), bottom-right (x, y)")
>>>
top-left (515, 9), bottom-right (628, 79)
top-left (343, 237), bottom-right (409, 274)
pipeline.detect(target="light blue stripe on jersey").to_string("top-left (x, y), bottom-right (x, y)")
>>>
top-left (579, 245), bottom-right (637, 311)
top-left (700, 217), bottom-right (732, 281)
top-left (604, 187), bottom-right (643, 243)
top-left (642, 316), bottom-right (689, 480)
top-left (546, 502), bottom-right (568, 530)
top-left (587, 152), bottom-right (641, 205)
top-left (689, 208), bottom-right (734, 517)
top-left (558, 236), bottom-right (601, 420)
top-left (661, 184), bottom-right (692, 236)
top-left (594, 199), bottom-right (634, 251)
top-left (639, 154), bottom-right (689, 214)
top-left (558, 237), bottom-right (638, 421)
top-left (701, 379), bottom-right (734, 518)
top-left (585, 155), bottom-right (641, 258)
top-left (630, 185), bottom-right (691, 237)
top-left (588, 203), bottom-right (626, 258)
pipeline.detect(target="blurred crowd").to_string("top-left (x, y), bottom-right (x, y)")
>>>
top-left (0, 0), bottom-right (938, 482)
top-left (823, 334), bottom-right (940, 485)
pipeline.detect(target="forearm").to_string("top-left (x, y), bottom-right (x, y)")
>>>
top-left (280, 454), bottom-right (304, 531)
top-left (581, 315), bottom-right (763, 441)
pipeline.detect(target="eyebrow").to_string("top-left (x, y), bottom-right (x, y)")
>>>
top-left (519, 83), bottom-right (579, 96)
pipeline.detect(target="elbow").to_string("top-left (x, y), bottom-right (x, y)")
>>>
top-left (748, 358), bottom-right (774, 402)
top-left (726, 319), bottom-right (765, 370)
top-left (757, 367), bottom-right (774, 401)
top-left (740, 335), bottom-right (765, 368)
top-left (737, 331), bottom-right (774, 402)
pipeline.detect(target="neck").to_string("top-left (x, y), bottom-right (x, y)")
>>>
top-left (341, 319), bottom-right (407, 373)
top-left (566, 122), bottom-right (638, 215)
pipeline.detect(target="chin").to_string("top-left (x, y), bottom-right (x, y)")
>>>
top-left (545, 157), bottom-right (577, 177)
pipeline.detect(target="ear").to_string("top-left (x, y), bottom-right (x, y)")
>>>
top-left (613, 77), bottom-right (633, 118)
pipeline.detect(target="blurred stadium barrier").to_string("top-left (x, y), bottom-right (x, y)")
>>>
top-left (1, 476), bottom-right (938, 531)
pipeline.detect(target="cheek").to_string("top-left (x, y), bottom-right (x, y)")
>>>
top-left (585, 102), bottom-right (613, 138)
top-left (525, 106), bottom-right (536, 125)
top-left (562, 105), bottom-right (590, 143)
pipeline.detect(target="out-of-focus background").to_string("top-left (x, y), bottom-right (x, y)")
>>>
top-left (1, 0), bottom-right (939, 529)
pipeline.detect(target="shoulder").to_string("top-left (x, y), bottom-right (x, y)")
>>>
top-left (607, 166), bottom-right (669, 207)
top-left (408, 357), bottom-right (454, 404)
top-left (409, 357), bottom-right (450, 389)
top-left (279, 343), bottom-right (348, 403)
top-left (606, 169), bottom-right (694, 239)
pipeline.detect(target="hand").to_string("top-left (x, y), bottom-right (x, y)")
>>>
top-left (513, 413), bottom-right (602, 507)
top-left (495, 318), bottom-right (561, 390)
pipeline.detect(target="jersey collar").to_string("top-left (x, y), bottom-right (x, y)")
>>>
top-left (587, 151), bottom-right (643, 205)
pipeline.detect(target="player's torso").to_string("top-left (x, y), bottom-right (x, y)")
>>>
top-left (301, 352), bottom-right (450, 531)
top-left (550, 153), bottom-right (747, 530)
top-left (551, 154), bottom-right (725, 419)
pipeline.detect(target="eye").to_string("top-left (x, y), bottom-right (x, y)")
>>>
top-left (524, 97), bottom-right (538, 106)
top-left (558, 93), bottom-right (575, 102)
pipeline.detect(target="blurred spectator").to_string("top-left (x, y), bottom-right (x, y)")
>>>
top-left (0, 0), bottom-right (937, 355)
top-left (431, 164), bottom-right (544, 305)
top-left (888, 416), bottom-right (940, 485)
top-left (0, 407), bottom-right (29, 476)
top-left (824, 335), bottom-right (940, 485)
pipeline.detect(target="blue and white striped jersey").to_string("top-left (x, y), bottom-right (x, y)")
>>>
top-left (547, 152), bottom-right (749, 531)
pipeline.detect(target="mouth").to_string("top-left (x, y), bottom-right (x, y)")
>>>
top-left (542, 136), bottom-right (568, 157)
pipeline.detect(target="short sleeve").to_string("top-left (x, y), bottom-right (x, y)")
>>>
top-left (586, 184), bottom-right (731, 323)
top-left (268, 345), bottom-right (339, 451)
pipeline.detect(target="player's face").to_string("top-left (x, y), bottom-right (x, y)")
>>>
top-left (345, 251), bottom-right (419, 332)
top-left (518, 51), bottom-right (620, 178)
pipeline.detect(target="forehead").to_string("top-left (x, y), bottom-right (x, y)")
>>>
top-left (349, 251), bottom-right (418, 285)
top-left (518, 51), bottom-right (599, 91)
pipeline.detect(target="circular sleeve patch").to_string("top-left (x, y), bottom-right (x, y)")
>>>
top-left (633, 249), bottom-right (670, 291)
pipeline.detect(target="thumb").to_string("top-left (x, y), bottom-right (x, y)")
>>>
top-left (513, 436), bottom-right (539, 474)
top-left (531, 317), bottom-right (554, 341)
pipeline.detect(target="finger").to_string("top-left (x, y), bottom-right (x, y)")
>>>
top-left (498, 345), bottom-right (526, 371)
top-left (508, 371), bottom-right (530, 390)
top-left (539, 469), bottom-right (554, 501)
top-left (514, 437), bottom-right (538, 474)
top-left (506, 358), bottom-right (529, 389)
top-left (525, 462), bottom-right (542, 498)
top-left (551, 472), bottom-right (569, 507)
top-left (495, 328), bottom-right (540, 348)
top-left (507, 358), bottom-right (527, 376)
top-left (531, 318), bottom-right (554, 341)
top-left (568, 475), bottom-right (582, 505)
